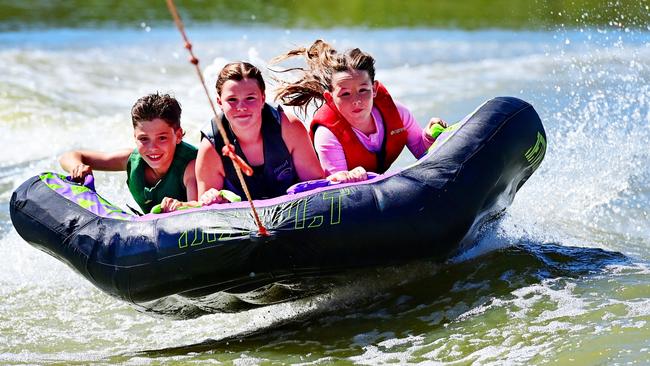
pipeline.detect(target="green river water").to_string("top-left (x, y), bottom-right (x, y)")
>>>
top-left (1, 1), bottom-right (649, 364)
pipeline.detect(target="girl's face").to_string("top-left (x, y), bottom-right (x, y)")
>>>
top-left (217, 78), bottom-right (265, 131)
top-left (327, 70), bottom-right (377, 127)
top-left (133, 118), bottom-right (182, 172)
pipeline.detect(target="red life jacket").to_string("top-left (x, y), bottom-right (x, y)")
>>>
top-left (309, 81), bottom-right (407, 173)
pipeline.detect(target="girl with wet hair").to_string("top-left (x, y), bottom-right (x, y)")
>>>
top-left (195, 61), bottom-right (327, 205)
top-left (272, 40), bottom-right (447, 178)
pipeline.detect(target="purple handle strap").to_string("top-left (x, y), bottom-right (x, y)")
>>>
top-left (65, 174), bottom-right (96, 192)
top-left (286, 172), bottom-right (379, 194)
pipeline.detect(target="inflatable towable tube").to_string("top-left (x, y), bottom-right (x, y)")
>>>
top-left (10, 97), bottom-right (546, 311)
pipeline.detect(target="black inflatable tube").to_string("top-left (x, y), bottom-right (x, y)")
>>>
top-left (10, 96), bottom-right (546, 304)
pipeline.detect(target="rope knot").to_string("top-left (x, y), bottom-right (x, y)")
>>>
top-left (222, 144), bottom-right (254, 176)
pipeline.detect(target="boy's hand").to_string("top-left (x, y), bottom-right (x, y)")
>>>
top-left (160, 197), bottom-right (182, 213)
top-left (71, 163), bottom-right (93, 183)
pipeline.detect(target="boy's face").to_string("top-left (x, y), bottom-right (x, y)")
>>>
top-left (133, 118), bottom-right (183, 173)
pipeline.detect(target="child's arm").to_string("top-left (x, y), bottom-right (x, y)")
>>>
top-left (155, 160), bottom-right (240, 213)
top-left (313, 126), bottom-right (349, 175)
top-left (156, 159), bottom-right (201, 213)
top-left (281, 112), bottom-right (325, 181)
top-left (394, 101), bottom-right (446, 158)
top-left (423, 118), bottom-right (448, 144)
top-left (183, 159), bottom-right (198, 201)
top-left (59, 149), bottom-right (131, 182)
top-left (195, 139), bottom-right (230, 205)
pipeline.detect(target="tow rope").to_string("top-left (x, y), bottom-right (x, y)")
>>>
top-left (166, 0), bottom-right (269, 236)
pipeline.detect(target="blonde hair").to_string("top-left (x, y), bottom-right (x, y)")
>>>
top-left (270, 40), bottom-right (375, 113)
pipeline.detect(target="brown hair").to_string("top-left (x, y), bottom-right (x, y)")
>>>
top-left (270, 39), bottom-right (376, 112)
top-left (131, 92), bottom-right (182, 130)
top-left (215, 62), bottom-right (266, 96)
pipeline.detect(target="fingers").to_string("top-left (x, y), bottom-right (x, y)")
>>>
top-left (349, 166), bottom-right (368, 182)
top-left (326, 171), bottom-right (347, 183)
top-left (429, 117), bottom-right (447, 128)
top-left (428, 117), bottom-right (442, 125)
top-left (71, 164), bottom-right (92, 182)
top-left (160, 197), bottom-right (181, 213)
top-left (428, 117), bottom-right (448, 128)
top-left (326, 167), bottom-right (368, 183)
top-left (199, 188), bottom-right (217, 205)
top-left (160, 197), bottom-right (171, 212)
top-left (199, 188), bottom-right (228, 205)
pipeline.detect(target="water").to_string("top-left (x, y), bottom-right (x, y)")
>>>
top-left (1, 10), bottom-right (650, 366)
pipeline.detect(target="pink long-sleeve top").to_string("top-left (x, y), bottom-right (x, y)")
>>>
top-left (313, 100), bottom-right (434, 175)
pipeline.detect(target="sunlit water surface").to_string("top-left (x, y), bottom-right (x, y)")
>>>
top-left (1, 23), bottom-right (649, 364)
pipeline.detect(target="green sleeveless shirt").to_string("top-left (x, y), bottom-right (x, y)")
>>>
top-left (126, 141), bottom-right (197, 213)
